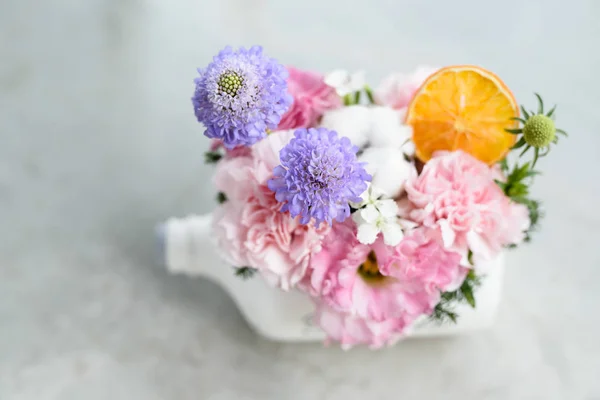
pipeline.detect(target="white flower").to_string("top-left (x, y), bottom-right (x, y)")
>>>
top-left (359, 147), bottom-right (416, 198)
top-left (352, 186), bottom-right (404, 246)
top-left (324, 69), bottom-right (366, 96)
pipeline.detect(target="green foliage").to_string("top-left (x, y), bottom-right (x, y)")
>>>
top-left (520, 198), bottom-right (543, 243)
top-left (430, 264), bottom-right (482, 324)
top-left (495, 162), bottom-right (539, 202)
top-left (234, 266), bottom-right (257, 279)
top-left (342, 85), bottom-right (377, 106)
top-left (217, 192), bottom-right (227, 204)
top-left (495, 160), bottom-right (544, 245)
top-left (205, 150), bottom-right (223, 164)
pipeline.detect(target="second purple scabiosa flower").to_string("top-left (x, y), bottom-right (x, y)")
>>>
top-left (268, 128), bottom-right (371, 226)
top-left (192, 46), bottom-right (292, 149)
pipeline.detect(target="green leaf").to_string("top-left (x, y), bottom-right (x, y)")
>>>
top-left (430, 304), bottom-right (458, 324)
top-left (534, 92), bottom-right (544, 114)
top-left (540, 147), bottom-right (551, 157)
top-left (509, 117), bottom-right (526, 124)
top-left (531, 147), bottom-right (540, 168)
top-left (499, 158), bottom-right (509, 173)
top-left (234, 266), bottom-right (257, 279)
top-left (467, 250), bottom-right (474, 266)
top-left (204, 151), bottom-right (223, 164)
top-left (494, 179), bottom-right (507, 190)
top-left (505, 128), bottom-right (523, 135)
top-left (508, 182), bottom-right (529, 198)
top-left (216, 192), bottom-right (227, 204)
top-left (556, 128), bottom-right (568, 137)
top-left (508, 162), bottom-right (531, 181)
top-left (461, 282), bottom-right (476, 308)
top-left (364, 85), bottom-right (375, 104)
top-left (354, 91), bottom-right (361, 104)
top-left (520, 106), bottom-right (531, 119)
top-left (525, 169), bottom-right (541, 178)
top-left (512, 137), bottom-right (527, 149)
top-left (519, 144), bottom-right (531, 158)
top-left (546, 105), bottom-right (557, 118)
top-left (511, 196), bottom-right (530, 204)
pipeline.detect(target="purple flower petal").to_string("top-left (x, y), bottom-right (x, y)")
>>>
top-left (192, 46), bottom-right (292, 149)
top-left (268, 128), bottom-right (371, 226)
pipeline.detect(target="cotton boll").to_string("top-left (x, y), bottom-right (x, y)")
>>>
top-left (359, 147), bottom-right (415, 198)
top-left (320, 105), bottom-right (371, 148)
top-left (367, 106), bottom-right (412, 149)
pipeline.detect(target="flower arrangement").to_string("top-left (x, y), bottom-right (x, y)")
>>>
top-left (192, 46), bottom-right (566, 349)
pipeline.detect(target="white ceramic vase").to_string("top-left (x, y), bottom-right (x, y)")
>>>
top-left (158, 214), bottom-right (505, 342)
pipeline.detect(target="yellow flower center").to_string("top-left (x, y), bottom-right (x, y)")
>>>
top-left (357, 251), bottom-right (386, 284)
top-left (218, 71), bottom-right (244, 97)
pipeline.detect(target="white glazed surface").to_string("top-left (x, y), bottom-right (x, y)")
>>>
top-left (2, 0), bottom-right (600, 399)
top-left (162, 214), bottom-right (505, 342)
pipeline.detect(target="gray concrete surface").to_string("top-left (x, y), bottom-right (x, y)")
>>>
top-left (1, 0), bottom-right (599, 398)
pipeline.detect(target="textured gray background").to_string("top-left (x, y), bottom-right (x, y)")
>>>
top-left (1, 0), bottom-right (599, 398)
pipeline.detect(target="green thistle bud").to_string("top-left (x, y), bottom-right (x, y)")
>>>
top-left (523, 114), bottom-right (556, 148)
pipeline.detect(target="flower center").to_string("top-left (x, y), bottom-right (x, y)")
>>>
top-left (217, 71), bottom-right (244, 97)
top-left (357, 251), bottom-right (386, 283)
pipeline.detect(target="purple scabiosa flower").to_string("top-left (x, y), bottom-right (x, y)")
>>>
top-left (192, 46), bottom-right (292, 149)
top-left (268, 128), bottom-right (371, 226)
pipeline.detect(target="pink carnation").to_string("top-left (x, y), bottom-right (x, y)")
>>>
top-left (277, 66), bottom-right (341, 130)
top-left (405, 151), bottom-right (530, 263)
top-left (381, 227), bottom-right (466, 293)
top-left (314, 303), bottom-right (407, 350)
top-left (212, 131), bottom-right (330, 290)
top-left (375, 66), bottom-right (438, 110)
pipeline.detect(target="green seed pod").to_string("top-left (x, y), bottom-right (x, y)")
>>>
top-left (523, 114), bottom-right (556, 148)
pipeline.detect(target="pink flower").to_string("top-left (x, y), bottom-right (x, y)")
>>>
top-left (314, 303), bottom-right (407, 350)
top-left (277, 66), bottom-right (341, 130)
top-left (405, 151), bottom-right (530, 263)
top-left (381, 227), bottom-right (466, 293)
top-left (212, 201), bottom-right (249, 268)
top-left (306, 221), bottom-right (465, 348)
top-left (299, 219), bottom-right (357, 297)
top-left (306, 223), bottom-right (439, 323)
top-left (375, 66), bottom-right (438, 110)
top-left (212, 131), bottom-right (330, 290)
top-left (213, 154), bottom-right (254, 202)
top-left (209, 139), bottom-right (252, 159)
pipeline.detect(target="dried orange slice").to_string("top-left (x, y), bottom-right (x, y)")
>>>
top-left (406, 65), bottom-right (519, 164)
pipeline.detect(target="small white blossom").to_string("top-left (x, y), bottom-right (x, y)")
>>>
top-left (324, 69), bottom-right (366, 96)
top-left (352, 186), bottom-right (404, 246)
